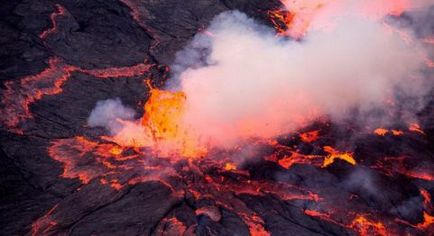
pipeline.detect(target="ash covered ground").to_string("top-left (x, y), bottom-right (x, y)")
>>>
top-left (0, 1), bottom-right (434, 235)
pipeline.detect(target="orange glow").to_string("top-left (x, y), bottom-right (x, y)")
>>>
top-left (31, 204), bottom-right (59, 236)
top-left (109, 146), bottom-right (123, 155)
top-left (299, 130), bottom-right (320, 143)
top-left (305, 210), bottom-right (390, 235)
top-left (374, 128), bottom-right (388, 136)
top-left (140, 88), bottom-right (207, 158)
top-left (349, 215), bottom-right (388, 236)
top-left (0, 56), bottom-right (152, 134)
top-left (416, 212), bottom-right (434, 230)
top-left (375, 128), bottom-right (404, 136)
top-left (420, 188), bottom-right (433, 212)
top-left (103, 86), bottom-right (208, 158)
top-left (142, 89), bottom-right (187, 140)
top-left (110, 181), bottom-right (123, 191)
top-left (195, 206), bottom-right (222, 221)
top-left (400, 169), bottom-right (434, 181)
top-left (224, 162), bottom-right (237, 171)
top-left (277, 152), bottom-right (322, 169)
top-left (276, 0), bottom-right (328, 38)
top-left (304, 209), bottom-right (330, 218)
top-left (268, 9), bottom-right (295, 35)
top-left (245, 215), bottom-right (270, 236)
top-left (83, 63), bottom-right (152, 78)
top-left (304, 209), bottom-right (344, 226)
top-left (0, 57), bottom-right (76, 133)
top-left (408, 123), bottom-right (425, 135)
top-left (371, 156), bottom-right (434, 181)
top-left (391, 130), bottom-right (403, 136)
top-left (39, 4), bottom-right (67, 39)
top-left (48, 136), bottom-right (100, 184)
top-left (322, 146), bottom-right (356, 168)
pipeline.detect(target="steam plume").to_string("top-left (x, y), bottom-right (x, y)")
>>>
top-left (88, 98), bottom-right (136, 134)
top-left (170, 9), bottom-right (430, 147)
top-left (88, 0), bottom-right (433, 152)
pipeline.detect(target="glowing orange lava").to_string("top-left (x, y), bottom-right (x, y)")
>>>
top-left (408, 123), bottom-right (425, 135)
top-left (268, 9), bottom-right (295, 36)
top-left (391, 130), bottom-right (403, 136)
top-left (420, 188), bottom-right (433, 212)
top-left (322, 146), bottom-right (356, 168)
top-left (140, 88), bottom-right (207, 158)
top-left (416, 212), bottom-right (434, 230)
top-left (371, 156), bottom-right (434, 181)
top-left (374, 128), bottom-right (389, 136)
top-left (374, 128), bottom-right (404, 136)
top-left (299, 130), bottom-right (320, 143)
top-left (349, 215), bottom-right (388, 236)
top-left (224, 162), bottom-right (237, 171)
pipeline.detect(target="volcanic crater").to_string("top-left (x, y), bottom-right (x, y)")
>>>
top-left (1, 1), bottom-right (434, 236)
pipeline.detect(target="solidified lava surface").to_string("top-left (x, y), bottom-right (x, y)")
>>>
top-left (0, 1), bottom-right (433, 236)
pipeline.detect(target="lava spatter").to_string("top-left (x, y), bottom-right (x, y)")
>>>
top-left (140, 88), bottom-right (207, 158)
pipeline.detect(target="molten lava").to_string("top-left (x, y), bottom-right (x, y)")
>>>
top-left (105, 86), bottom-right (207, 158)
top-left (299, 130), bottom-right (320, 143)
top-left (322, 146), bottom-right (356, 168)
top-left (374, 128), bottom-right (404, 136)
top-left (141, 88), bottom-right (207, 158)
top-left (349, 216), bottom-right (387, 236)
top-left (409, 122), bottom-right (425, 135)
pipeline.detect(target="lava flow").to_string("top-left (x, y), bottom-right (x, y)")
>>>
top-left (0, 57), bottom-right (153, 134)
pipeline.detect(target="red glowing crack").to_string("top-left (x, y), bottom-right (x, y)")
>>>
top-left (39, 4), bottom-right (67, 40)
top-left (0, 57), bottom-right (153, 134)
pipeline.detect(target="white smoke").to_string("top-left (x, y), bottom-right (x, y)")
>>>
top-left (87, 1), bottom-right (433, 152)
top-left (169, 9), bottom-right (430, 147)
top-left (87, 98), bottom-right (136, 134)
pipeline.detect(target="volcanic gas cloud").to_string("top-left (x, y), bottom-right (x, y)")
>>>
top-left (89, 0), bottom-right (433, 158)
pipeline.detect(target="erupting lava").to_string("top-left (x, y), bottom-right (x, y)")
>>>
top-left (140, 87), bottom-right (205, 158)
top-left (104, 84), bottom-right (207, 158)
